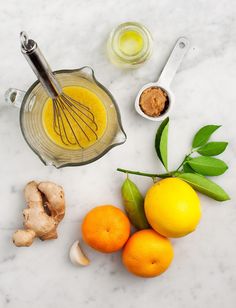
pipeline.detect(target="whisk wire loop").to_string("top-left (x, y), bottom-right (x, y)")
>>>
top-left (53, 99), bottom-right (80, 146)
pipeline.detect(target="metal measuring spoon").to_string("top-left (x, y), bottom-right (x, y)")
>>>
top-left (135, 37), bottom-right (190, 121)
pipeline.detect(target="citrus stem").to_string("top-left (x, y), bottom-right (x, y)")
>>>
top-left (117, 151), bottom-right (195, 179)
top-left (175, 151), bottom-right (194, 171)
top-left (117, 168), bottom-right (174, 179)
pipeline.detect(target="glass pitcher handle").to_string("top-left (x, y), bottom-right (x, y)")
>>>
top-left (5, 88), bottom-right (26, 108)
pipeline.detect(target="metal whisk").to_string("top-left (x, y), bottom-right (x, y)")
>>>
top-left (20, 32), bottom-right (98, 148)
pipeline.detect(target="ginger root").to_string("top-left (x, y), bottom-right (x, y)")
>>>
top-left (13, 181), bottom-right (65, 247)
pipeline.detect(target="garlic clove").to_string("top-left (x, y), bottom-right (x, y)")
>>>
top-left (69, 240), bottom-right (90, 266)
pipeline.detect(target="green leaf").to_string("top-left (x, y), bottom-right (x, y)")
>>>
top-left (188, 156), bottom-right (228, 176)
top-left (183, 162), bottom-right (195, 173)
top-left (155, 117), bottom-right (169, 170)
top-left (121, 178), bottom-right (150, 230)
top-left (197, 142), bottom-right (228, 156)
top-left (192, 125), bottom-right (220, 148)
top-left (176, 173), bottom-right (230, 201)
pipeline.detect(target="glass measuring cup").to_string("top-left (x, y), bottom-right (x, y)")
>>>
top-left (5, 66), bottom-right (126, 168)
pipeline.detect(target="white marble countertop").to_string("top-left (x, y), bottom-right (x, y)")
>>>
top-left (0, 0), bottom-right (236, 307)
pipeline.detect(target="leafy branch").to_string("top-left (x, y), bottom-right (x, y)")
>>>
top-left (117, 119), bottom-right (230, 202)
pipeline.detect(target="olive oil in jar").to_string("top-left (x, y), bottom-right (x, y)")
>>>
top-left (107, 22), bottom-right (153, 68)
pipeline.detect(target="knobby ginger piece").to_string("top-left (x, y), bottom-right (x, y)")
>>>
top-left (13, 230), bottom-right (36, 247)
top-left (12, 181), bottom-right (65, 247)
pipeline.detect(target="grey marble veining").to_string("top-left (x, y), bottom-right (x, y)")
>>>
top-left (0, 0), bottom-right (236, 307)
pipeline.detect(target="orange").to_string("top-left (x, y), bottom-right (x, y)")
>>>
top-left (82, 205), bottom-right (131, 253)
top-left (122, 229), bottom-right (174, 278)
top-left (145, 178), bottom-right (201, 238)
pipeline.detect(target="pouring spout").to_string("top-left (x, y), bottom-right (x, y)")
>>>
top-left (113, 127), bottom-right (127, 145)
top-left (79, 66), bottom-right (95, 79)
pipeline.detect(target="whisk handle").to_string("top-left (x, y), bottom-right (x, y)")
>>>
top-left (20, 31), bottom-right (62, 98)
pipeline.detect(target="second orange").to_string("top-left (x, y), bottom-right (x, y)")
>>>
top-left (82, 205), bottom-right (131, 253)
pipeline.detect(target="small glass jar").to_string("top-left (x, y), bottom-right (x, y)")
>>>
top-left (107, 22), bottom-right (153, 68)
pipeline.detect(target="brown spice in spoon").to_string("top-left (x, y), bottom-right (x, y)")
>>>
top-left (139, 87), bottom-right (168, 117)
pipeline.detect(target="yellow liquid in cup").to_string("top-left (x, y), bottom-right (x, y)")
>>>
top-left (42, 86), bottom-right (107, 149)
top-left (118, 30), bottom-right (144, 56)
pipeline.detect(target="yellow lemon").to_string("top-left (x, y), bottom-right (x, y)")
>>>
top-left (144, 178), bottom-right (201, 238)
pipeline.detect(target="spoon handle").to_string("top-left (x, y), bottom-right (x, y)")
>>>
top-left (157, 37), bottom-right (190, 88)
top-left (20, 31), bottom-right (62, 98)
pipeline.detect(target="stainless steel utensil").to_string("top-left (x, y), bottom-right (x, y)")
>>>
top-left (20, 31), bottom-right (98, 148)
